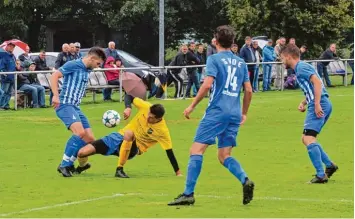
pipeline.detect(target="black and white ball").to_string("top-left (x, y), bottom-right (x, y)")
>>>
top-left (102, 110), bottom-right (121, 128)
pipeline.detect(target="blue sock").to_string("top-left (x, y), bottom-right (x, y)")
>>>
top-left (183, 155), bottom-right (203, 196)
top-left (316, 143), bottom-right (333, 167)
top-left (223, 157), bottom-right (247, 185)
top-left (60, 135), bottom-right (87, 167)
top-left (307, 143), bottom-right (325, 177)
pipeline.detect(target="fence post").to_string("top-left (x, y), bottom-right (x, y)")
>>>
top-left (345, 60), bottom-right (348, 86)
top-left (14, 73), bottom-right (18, 110)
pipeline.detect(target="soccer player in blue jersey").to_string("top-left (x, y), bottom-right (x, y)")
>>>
top-left (280, 44), bottom-right (338, 184)
top-left (168, 25), bottom-right (254, 206)
top-left (51, 47), bottom-right (106, 177)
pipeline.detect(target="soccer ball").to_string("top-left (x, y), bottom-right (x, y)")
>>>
top-left (102, 110), bottom-right (121, 128)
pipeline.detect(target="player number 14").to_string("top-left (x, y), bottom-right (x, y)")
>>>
top-left (225, 65), bottom-right (238, 91)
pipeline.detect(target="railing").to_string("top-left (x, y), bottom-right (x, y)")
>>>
top-left (0, 58), bottom-right (353, 110)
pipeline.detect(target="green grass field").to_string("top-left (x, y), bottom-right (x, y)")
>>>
top-left (0, 86), bottom-right (353, 218)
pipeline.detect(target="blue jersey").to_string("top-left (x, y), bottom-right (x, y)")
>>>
top-left (294, 61), bottom-right (328, 104)
top-left (205, 51), bottom-right (249, 122)
top-left (59, 59), bottom-right (90, 106)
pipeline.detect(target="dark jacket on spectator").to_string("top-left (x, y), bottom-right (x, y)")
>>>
top-left (319, 49), bottom-right (339, 66)
top-left (105, 48), bottom-right (120, 60)
top-left (206, 44), bottom-right (217, 57)
top-left (18, 53), bottom-right (31, 66)
top-left (196, 51), bottom-right (206, 73)
top-left (300, 51), bottom-right (307, 60)
top-left (68, 53), bottom-right (78, 61)
top-left (186, 49), bottom-right (200, 74)
top-left (55, 52), bottom-right (70, 69)
top-left (240, 44), bottom-right (256, 71)
top-left (0, 48), bottom-right (16, 82)
top-left (33, 56), bottom-right (50, 71)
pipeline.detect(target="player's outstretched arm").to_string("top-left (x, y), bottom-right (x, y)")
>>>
top-left (51, 70), bottom-right (63, 109)
top-left (184, 76), bottom-right (214, 119)
top-left (165, 149), bottom-right (182, 176)
top-left (241, 81), bottom-right (253, 125)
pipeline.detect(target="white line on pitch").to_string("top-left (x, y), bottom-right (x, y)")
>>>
top-left (0, 193), bottom-right (353, 217)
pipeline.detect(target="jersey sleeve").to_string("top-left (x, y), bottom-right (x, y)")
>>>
top-left (58, 61), bottom-right (77, 76)
top-left (242, 62), bottom-right (250, 83)
top-left (157, 123), bottom-right (173, 150)
top-left (297, 62), bottom-right (315, 80)
top-left (133, 98), bottom-right (151, 110)
top-left (205, 56), bottom-right (218, 78)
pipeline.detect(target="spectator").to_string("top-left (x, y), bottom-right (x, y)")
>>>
top-left (262, 39), bottom-right (275, 91)
top-left (193, 44), bottom-right (205, 96)
top-left (34, 50), bottom-right (50, 71)
top-left (300, 45), bottom-right (307, 60)
top-left (55, 43), bottom-right (70, 69)
top-left (18, 45), bottom-right (31, 67)
top-left (317, 43), bottom-right (338, 87)
top-left (166, 45), bottom-right (187, 98)
top-left (349, 48), bottom-right (354, 85)
top-left (185, 41), bottom-right (201, 98)
top-left (240, 36), bottom-right (256, 88)
top-left (68, 43), bottom-right (78, 60)
top-left (0, 42), bottom-right (16, 110)
top-left (18, 61), bottom-right (46, 108)
top-left (75, 42), bottom-right (82, 58)
top-left (252, 41), bottom-right (262, 92)
top-left (105, 41), bottom-right (120, 60)
top-left (289, 38), bottom-right (296, 45)
top-left (103, 56), bottom-right (121, 101)
top-left (274, 37), bottom-right (286, 90)
top-left (206, 38), bottom-right (217, 57)
top-left (231, 44), bottom-right (239, 56)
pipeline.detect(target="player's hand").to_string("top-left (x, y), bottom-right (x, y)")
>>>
top-left (183, 105), bottom-right (194, 119)
top-left (123, 108), bottom-right (131, 120)
top-left (298, 102), bottom-right (306, 112)
top-left (315, 103), bottom-right (324, 118)
top-left (176, 170), bottom-right (183, 177)
top-left (52, 95), bottom-right (60, 109)
top-left (240, 114), bottom-right (247, 125)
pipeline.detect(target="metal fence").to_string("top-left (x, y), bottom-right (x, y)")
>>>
top-left (0, 59), bottom-right (353, 110)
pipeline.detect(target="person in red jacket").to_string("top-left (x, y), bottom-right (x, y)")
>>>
top-left (103, 56), bottom-right (122, 101)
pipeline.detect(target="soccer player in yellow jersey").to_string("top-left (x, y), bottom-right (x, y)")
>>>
top-left (77, 96), bottom-right (182, 178)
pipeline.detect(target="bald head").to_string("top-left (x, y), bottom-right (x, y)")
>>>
top-left (62, 43), bottom-right (69, 53)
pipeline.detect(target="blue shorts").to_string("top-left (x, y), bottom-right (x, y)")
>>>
top-left (101, 132), bottom-right (138, 158)
top-left (194, 118), bottom-right (240, 148)
top-left (304, 98), bottom-right (332, 134)
top-left (56, 104), bottom-right (90, 129)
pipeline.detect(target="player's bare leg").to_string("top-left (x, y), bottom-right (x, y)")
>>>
top-left (115, 130), bottom-right (135, 178)
top-left (168, 142), bottom-right (208, 206)
top-left (218, 147), bottom-right (254, 205)
top-left (74, 128), bottom-right (95, 174)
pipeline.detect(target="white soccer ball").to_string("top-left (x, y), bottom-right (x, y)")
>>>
top-left (102, 110), bottom-right (121, 128)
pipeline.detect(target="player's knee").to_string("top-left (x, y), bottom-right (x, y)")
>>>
top-left (217, 151), bottom-right (231, 164)
top-left (77, 148), bottom-right (86, 158)
top-left (302, 135), bottom-right (316, 146)
top-left (75, 130), bottom-right (86, 139)
top-left (85, 135), bottom-right (95, 143)
top-left (123, 130), bottom-right (134, 141)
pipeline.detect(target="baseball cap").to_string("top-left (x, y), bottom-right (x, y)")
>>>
top-left (74, 42), bottom-right (81, 48)
top-left (268, 39), bottom-right (273, 43)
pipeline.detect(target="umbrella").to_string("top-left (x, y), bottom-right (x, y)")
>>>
top-left (121, 72), bottom-right (147, 100)
top-left (0, 39), bottom-right (28, 58)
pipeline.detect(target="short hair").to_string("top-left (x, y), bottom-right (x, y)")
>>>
top-left (279, 37), bottom-right (286, 40)
top-left (39, 50), bottom-right (45, 53)
top-left (289, 38), bottom-right (295, 41)
top-left (188, 41), bottom-right (195, 46)
top-left (245, 36), bottom-right (251, 41)
top-left (88, 47), bottom-right (106, 61)
top-left (150, 104), bottom-right (165, 119)
top-left (214, 25), bottom-right (236, 48)
top-left (280, 44), bottom-right (300, 58)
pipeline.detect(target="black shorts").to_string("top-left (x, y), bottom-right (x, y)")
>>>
top-left (91, 139), bottom-right (138, 159)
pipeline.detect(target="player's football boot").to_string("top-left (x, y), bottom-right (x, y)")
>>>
top-left (309, 175), bottom-right (328, 184)
top-left (74, 163), bottom-right (91, 174)
top-left (115, 167), bottom-right (129, 178)
top-left (167, 193), bottom-right (195, 206)
top-left (57, 164), bottom-right (75, 174)
top-left (57, 166), bottom-right (73, 177)
top-left (325, 163), bottom-right (338, 178)
top-left (242, 178), bottom-right (255, 205)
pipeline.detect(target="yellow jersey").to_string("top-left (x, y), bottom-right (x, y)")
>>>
top-left (118, 98), bottom-right (172, 153)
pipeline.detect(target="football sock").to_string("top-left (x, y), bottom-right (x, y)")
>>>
top-left (183, 154), bottom-right (203, 196)
top-left (316, 143), bottom-right (333, 167)
top-left (223, 156), bottom-right (247, 185)
top-left (118, 140), bottom-right (133, 167)
top-left (78, 157), bottom-right (89, 167)
top-left (307, 143), bottom-right (325, 178)
top-left (60, 135), bottom-right (86, 167)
